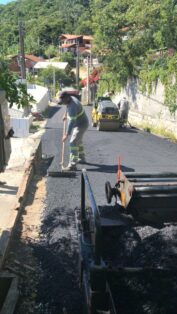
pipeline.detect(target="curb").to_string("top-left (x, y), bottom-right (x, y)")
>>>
top-left (0, 138), bottom-right (42, 269)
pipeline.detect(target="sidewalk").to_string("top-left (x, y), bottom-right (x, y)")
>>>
top-left (0, 130), bottom-right (43, 268)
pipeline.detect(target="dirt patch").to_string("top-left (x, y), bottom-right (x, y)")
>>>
top-left (4, 174), bottom-right (47, 314)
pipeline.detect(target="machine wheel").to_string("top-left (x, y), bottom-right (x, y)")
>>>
top-left (97, 121), bottom-right (101, 131)
top-left (92, 120), bottom-right (96, 127)
top-left (105, 181), bottom-right (113, 204)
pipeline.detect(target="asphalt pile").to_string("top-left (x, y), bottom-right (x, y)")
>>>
top-left (100, 205), bottom-right (177, 314)
top-left (31, 106), bottom-right (83, 314)
top-left (32, 185), bottom-right (82, 314)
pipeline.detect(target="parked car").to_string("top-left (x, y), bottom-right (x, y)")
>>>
top-left (92, 100), bottom-right (121, 131)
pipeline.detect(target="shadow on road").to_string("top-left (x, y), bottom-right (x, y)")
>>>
top-left (87, 127), bottom-right (138, 133)
top-left (118, 126), bottom-right (138, 133)
top-left (84, 162), bottom-right (134, 173)
top-left (47, 106), bottom-right (61, 119)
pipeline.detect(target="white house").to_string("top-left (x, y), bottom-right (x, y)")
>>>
top-left (34, 61), bottom-right (69, 71)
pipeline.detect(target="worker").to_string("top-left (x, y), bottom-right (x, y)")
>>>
top-left (103, 90), bottom-right (115, 97)
top-left (58, 91), bottom-right (89, 171)
top-left (117, 96), bottom-right (129, 126)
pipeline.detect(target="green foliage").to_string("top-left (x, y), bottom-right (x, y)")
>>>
top-left (44, 45), bottom-right (58, 59)
top-left (59, 52), bottom-right (76, 67)
top-left (97, 70), bottom-right (121, 96)
top-left (139, 54), bottom-right (177, 113)
top-left (1, 0), bottom-right (177, 111)
top-left (92, 0), bottom-right (177, 111)
top-left (37, 66), bottom-right (74, 88)
top-left (75, 9), bottom-right (93, 35)
top-left (0, 61), bottom-right (34, 108)
top-left (0, 0), bottom-right (89, 56)
top-left (133, 121), bottom-right (177, 142)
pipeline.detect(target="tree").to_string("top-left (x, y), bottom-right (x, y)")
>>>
top-left (37, 66), bottom-right (74, 88)
top-left (0, 61), bottom-right (34, 108)
top-left (45, 45), bottom-right (58, 59)
top-left (60, 52), bottom-right (76, 68)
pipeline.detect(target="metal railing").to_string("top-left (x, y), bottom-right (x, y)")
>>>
top-left (81, 169), bottom-right (102, 265)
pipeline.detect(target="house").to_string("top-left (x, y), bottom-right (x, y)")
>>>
top-left (59, 34), bottom-right (93, 56)
top-left (8, 54), bottom-right (44, 75)
top-left (34, 61), bottom-right (69, 72)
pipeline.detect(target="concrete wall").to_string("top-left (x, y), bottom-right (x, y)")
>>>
top-left (28, 84), bottom-right (49, 113)
top-left (0, 91), bottom-right (11, 164)
top-left (112, 78), bottom-right (177, 136)
top-left (9, 84), bottom-right (49, 137)
top-left (11, 116), bottom-right (33, 138)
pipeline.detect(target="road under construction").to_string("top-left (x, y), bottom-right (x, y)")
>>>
top-left (2, 104), bottom-right (177, 314)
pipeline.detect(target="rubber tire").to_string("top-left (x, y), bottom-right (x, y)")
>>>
top-left (92, 120), bottom-right (96, 127)
top-left (105, 181), bottom-right (113, 204)
top-left (97, 121), bottom-right (101, 131)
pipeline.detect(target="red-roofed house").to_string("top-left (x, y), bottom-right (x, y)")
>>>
top-left (59, 34), bottom-right (93, 55)
top-left (8, 54), bottom-right (44, 75)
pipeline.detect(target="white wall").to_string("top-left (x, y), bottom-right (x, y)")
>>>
top-left (11, 116), bottom-right (33, 138)
top-left (28, 84), bottom-right (49, 113)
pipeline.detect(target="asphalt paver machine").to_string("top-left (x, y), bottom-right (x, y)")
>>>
top-left (76, 169), bottom-right (177, 314)
top-left (105, 170), bottom-right (177, 226)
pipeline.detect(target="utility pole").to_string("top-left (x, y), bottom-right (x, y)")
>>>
top-left (19, 21), bottom-right (30, 117)
top-left (53, 67), bottom-right (56, 99)
top-left (87, 56), bottom-right (90, 105)
top-left (76, 41), bottom-right (80, 90)
top-left (19, 20), bottom-right (26, 80)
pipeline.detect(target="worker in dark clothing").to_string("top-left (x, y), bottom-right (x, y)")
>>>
top-left (117, 96), bottom-right (129, 126)
top-left (58, 91), bottom-right (89, 171)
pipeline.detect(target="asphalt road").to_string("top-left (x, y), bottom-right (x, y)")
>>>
top-left (38, 105), bottom-right (177, 314)
top-left (44, 105), bottom-right (177, 206)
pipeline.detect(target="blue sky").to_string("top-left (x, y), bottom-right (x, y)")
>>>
top-left (0, 0), bottom-right (15, 4)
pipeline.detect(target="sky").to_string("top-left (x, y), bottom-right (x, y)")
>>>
top-left (0, 0), bottom-right (15, 4)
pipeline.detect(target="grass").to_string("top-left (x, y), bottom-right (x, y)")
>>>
top-left (132, 121), bottom-right (177, 142)
top-left (30, 123), bottom-right (40, 133)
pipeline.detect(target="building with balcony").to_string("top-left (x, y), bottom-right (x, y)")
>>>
top-left (59, 34), bottom-right (93, 56)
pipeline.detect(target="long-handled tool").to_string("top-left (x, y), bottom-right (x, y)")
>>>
top-left (48, 117), bottom-right (76, 178)
top-left (60, 118), bottom-right (67, 169)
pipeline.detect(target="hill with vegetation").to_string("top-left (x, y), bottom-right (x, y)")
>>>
top-left (0, 0), bottom-right (177, 111)
top-left (0, 0), bottom-right (92, 56)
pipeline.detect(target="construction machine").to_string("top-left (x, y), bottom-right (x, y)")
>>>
top-left (76, 169), bottom-right (177, 314)
top-left (92, 99), bottom-right (121, 131)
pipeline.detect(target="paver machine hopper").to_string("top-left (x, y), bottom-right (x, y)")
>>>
top-left (76, 169), bottom-right (177, 314)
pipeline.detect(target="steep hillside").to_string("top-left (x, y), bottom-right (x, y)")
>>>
top-left (0, 0), bottom-right (92, 55)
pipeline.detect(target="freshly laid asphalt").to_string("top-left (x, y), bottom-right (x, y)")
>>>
top-left (36, 105), bottom-right (177, 313)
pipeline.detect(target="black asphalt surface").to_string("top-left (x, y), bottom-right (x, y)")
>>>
top-left (35, 105), bottom-right (177, 314)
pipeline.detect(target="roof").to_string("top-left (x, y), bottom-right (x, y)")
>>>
top-left (79, 47), bottom-right (91, 53)
top-left (11, 54), bottom-right (44, 62)
top-left (60, 34), bottom-right (93, 41)
top-left (98, 96), bottom-right (111, 102)
top-left (25, 54), bottom-right (44, 62)
top-left (60, 43), bottom-right (76, 48)
top-left (83, 35), bottom-right (93, 41)
top-left (119, 26), bottom-right (130, 33)
top-left (60, 34), bottom-right (83, 40)
top-left (99, 100), bottom-right (117, 108)
top-left (34, 61), bottom-right (68, 70)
